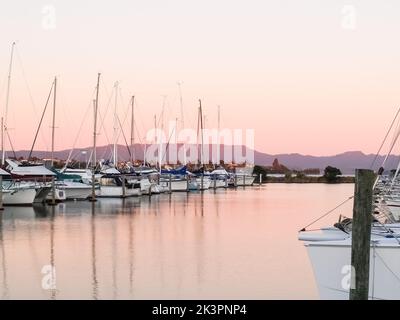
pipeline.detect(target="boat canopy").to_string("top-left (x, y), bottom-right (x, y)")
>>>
top-left (6, 159), bottom-right (56, 176)
top-left (210, 169), bottom-right (229, 175)
top-left (161, 166), bottom-right (187, 175)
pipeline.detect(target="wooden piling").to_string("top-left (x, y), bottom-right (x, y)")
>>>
top-left (0, 175), bottom-right (3, 210)
top-left (349, 169), bottom-right (375, 300)
top-left (89, 173), bottom-right (97, 202)
top-left (169, 174), bottom-right (172, 194)
top-left (122, 175), bottom-right (126, 198)
top-left (50, 176), bottom-right (56, 205)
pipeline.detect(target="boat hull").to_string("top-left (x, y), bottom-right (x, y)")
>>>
top-left (306, 240), bottom-right (400, 300)
top-left (2, 188), bottom-right (37, 205)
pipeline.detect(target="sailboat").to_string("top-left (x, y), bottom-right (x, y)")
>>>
top-left (0, 43), bottom-right (54, 204)
top-left (96, 82), bottom-right (141, 198)
top-left (298, 109), bottom-right (400, 300)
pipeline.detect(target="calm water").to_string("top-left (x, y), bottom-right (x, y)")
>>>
top-left (0, 183), bottom-right (354, 300)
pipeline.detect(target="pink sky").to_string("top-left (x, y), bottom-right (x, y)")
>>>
top-left (0, 0), bottom-right (399, 156)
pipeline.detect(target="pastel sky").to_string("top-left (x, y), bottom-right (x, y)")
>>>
top-left (0, 0), bottom-right (400, 156)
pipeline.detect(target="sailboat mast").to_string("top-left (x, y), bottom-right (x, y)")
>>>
top-left (217, 105), bottom-right (220, 165)
top-left (177, 82), bottom-right (186, 165)
top-left (51, 76), bottom-right (57, 167)
top-left (158, 97), bottom-right (166, 171)
top-left (93, 73), bottom-right (100, 170)
top-left (113, 81), bottom-right (119, 167)
top-left (2, 42), bottom-right (15, 165)
top-left (130, 95), bottom-right (135, 164)
top-left (199, 99), bottom-right (204, 166)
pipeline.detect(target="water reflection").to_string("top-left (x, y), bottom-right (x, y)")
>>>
top-left (0, 184), bottom-right (354, 299)
top-left (0, 211), bottom-right (8, 299)
top-left (91, 202), bottom-right (98, 300)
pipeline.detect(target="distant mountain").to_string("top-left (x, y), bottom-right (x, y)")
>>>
top-left (8, 145), bottom-right (399, 174)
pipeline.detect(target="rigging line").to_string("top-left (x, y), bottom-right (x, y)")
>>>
top-left (14, 46), bottom-right (49, 149)
top-left (161, 123), bottom-right (177, 162)
top-left (116, 114), bottom-right (132, 160)
top-left (370, 107), bottom-right (400, 169)
top-left (64, 88), bottom-right (96, 168)
top-left (115, 91), bottom-right (131, 143)
top-left (299, 196), bottom-right (354, 232)
top-left (370, 217), bottom-right (400, 245)
top-left (380, 121), bottom-right (400, 172)
top-left (375, 249), bottom-right (400, 285)
top-left (28, 80), bottom-right (54, 161)
top-left (96, 88), bottom-right (115, 160)
top-left (5, 130), bottom-right (16, 159)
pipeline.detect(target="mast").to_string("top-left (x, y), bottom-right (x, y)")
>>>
top-left (130, 95), bottom-right (135, 164)
top-left (93, 73), bottom-right (100, 170)
top-left (2, 42), bottom-right (15, 165)
top-left (113, 82), bottom-right (119, 167)
top-left (217, 105), bottom-right (220, 165)
top-left (199, 99), bottom-right (204, 166)
top-left (51, 77), bottom-right (57, 167)
top-left (158, 97), bottom-right (166, 171)
top-left (177, 82), bottom-right (186, 165)
top-left (90, 73), bottom-right (100, 202)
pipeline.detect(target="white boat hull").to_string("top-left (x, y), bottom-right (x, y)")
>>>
top-left (96, 186), bottom-right (141, 198)
top-left (2, 188), bottom-right (37, 205)
top-left (306, 239), bottom-right (400, 300)
top-left (159, 179), bottom-right (188, 192)
top-left (235, 175), bottom-right (255, 186)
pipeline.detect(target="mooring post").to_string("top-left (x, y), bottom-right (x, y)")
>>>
top-left (169, 173), bottom-right (172, 194)
top-left (89, 172), bottom-right (97, 202)
top-left (186, 174), bottom-right (189, 192)
top-left (214, 175), bottom-right (217, 189)
top-left (50, 176), bottom-right (56, 205)
top-left (0, 175), bottom-right (4, 210)
top-left (122, 174), bottom-right (126, 198)
top-left (259, 173), bottom-right (262, 185)
top-left (349, 168), bottom-right (375, 300)
top-left (201, 174), bottom-right (204, 191)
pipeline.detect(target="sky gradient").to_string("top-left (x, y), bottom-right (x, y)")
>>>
top-left (0, 0), bottom-right (400, 156)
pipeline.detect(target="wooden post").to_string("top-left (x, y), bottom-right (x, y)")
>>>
top-left (243, 174), bottom-right (246, 187)
top-left (89, 173), bottom-right (97, 202)
top-left (50, 176), bottom-right (56, 205)
top-left (349, 169), bottom-right (375, 300)
top-left (169, 174), bottom-right (172, 194)
top-left (0, 175), bottom-right (4, 210)
top-left (186, 174), bottom-right (189, 192)
top-left (201, 174), bottom-right (204, 191)
top-left (214, 175), bottom-right (217, 189)
top-left (122, 175), bottom-right (126, 198)
top-left (259, 173), bottom-right (262, 185)
top-left (234, 174), bottom-right (237, 187)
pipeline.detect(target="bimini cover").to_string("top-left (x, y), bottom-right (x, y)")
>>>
top-left (161, 166), bottom-right (187, 175)
top-left (210, 169), bottom-right (229, 175)
top-left (6, 159), bottom-right (56, 176)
